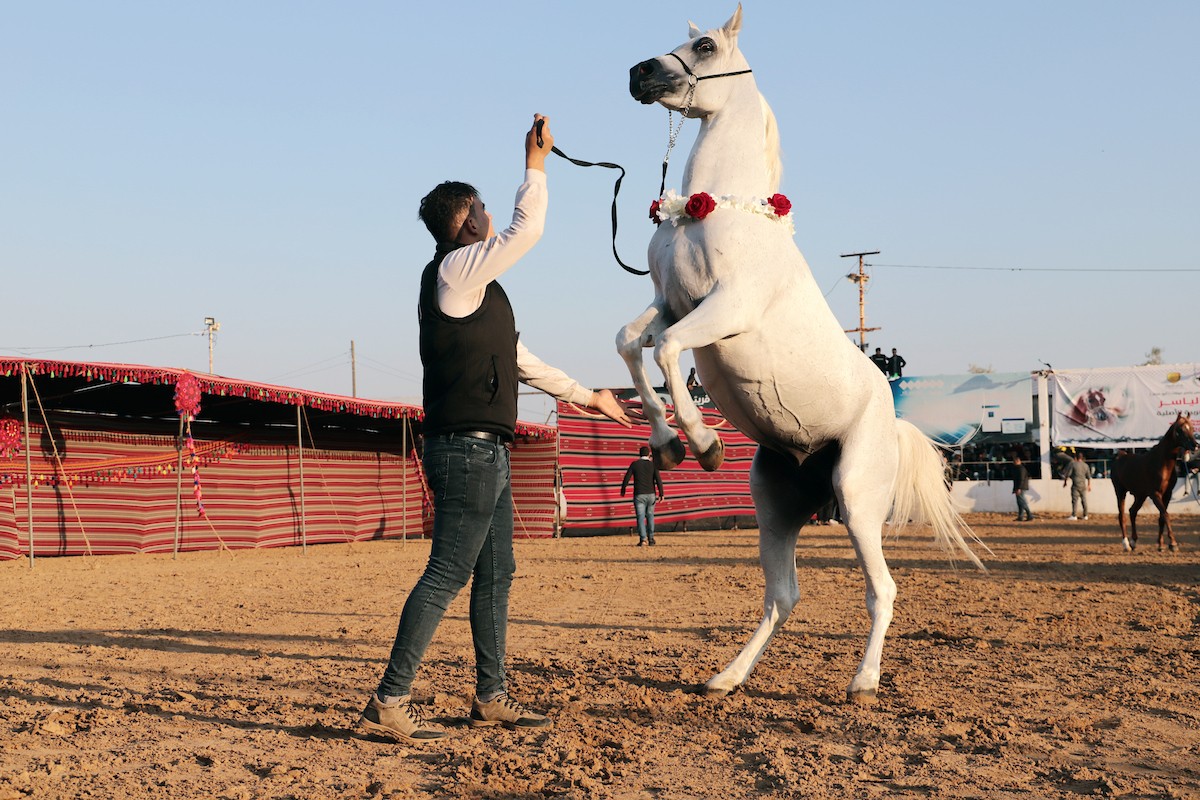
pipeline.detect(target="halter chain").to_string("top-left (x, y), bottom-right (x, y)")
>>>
top-left (658, 52), bottom-right (753, 198)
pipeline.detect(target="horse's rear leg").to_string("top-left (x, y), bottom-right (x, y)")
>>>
top-left (706, 445), bottom-right (832, 697)
top-left (1129, 496), bottom-right (1146, 551)
top-left (1115, 489), bottom-right (1131, 551)
top-left (705, 525), bottom-right (800, 697)
top-left (836, 418), bottom-right (899, 704)
top-left (839, 492), bottom-right (896, 704)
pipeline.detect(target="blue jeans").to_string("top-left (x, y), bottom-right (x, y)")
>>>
top-left (634, 494), bottom-right (657, 541)
top-left (377, 434), bottom-right (514, 699)
top-left (1014, 489), bottom-right (1032, 520)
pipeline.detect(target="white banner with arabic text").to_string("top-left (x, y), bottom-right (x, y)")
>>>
top-left (1050, 364), bottom-right (1200, 449)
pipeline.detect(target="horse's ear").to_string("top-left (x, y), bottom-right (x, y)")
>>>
top-left (688, 20), bottom-right (702, 38)
top-left (721, 4), bottom-right (743, 38)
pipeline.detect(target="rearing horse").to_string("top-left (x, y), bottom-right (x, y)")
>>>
top-left (1112, 412), bottom-right (1195, 552)
top-left (617, 5), bottom-right (986, 703)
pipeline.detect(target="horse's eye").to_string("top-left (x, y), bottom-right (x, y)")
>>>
top-left (695, 37), bottom-right (716, 55)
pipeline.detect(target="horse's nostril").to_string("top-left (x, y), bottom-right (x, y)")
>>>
top-left (638, 60), bottom-right (656, 76)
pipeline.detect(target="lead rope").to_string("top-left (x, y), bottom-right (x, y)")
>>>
top-left (535, 85), bottom-right (691, 280)
top-left (537, 120), bottom-right (647, 276)
top-left (536, 51), bottom-right (745, 276)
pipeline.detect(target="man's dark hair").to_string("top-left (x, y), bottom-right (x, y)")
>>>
top-left (639, 445), bottom-right (650, 457)
top-left (418, 181), bottom-right (478, 242)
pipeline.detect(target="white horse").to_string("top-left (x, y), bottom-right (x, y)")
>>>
top-left (617, 5), bottom-right (986, 703)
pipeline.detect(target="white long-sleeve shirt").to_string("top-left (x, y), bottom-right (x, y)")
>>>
top-left (435, 169), bottom-right (594, 407)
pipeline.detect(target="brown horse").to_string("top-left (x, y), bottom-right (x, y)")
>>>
top-left (1111, 412), bottom-right (1196, 551)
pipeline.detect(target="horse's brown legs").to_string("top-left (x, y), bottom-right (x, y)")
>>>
top-left (1149, 494), bottom-right (1177, 551)
top-left (1128, 496), bottom-right (1146, 551)
top-left (1115, 491), bottom-right (1132, 551)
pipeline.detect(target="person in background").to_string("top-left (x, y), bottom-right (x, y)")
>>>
top-left (888, 348), bottom-right (906, 380)
top-left (869, 347), bottom-right (889, 373)
top-left (686, 367), bottom-right (700, 391)
top-left (1062, 451), bottom-right (1092, 520)
top-left (621, 445), bottom-right (664, 546)
top-left (360, 114), bottom-right (633, 743)
top-left (815, 496), bottom-right (838, 525)
top-left (1011, 455), bottom-right (1034, 522)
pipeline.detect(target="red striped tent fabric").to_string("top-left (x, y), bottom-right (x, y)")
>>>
top-left (556, 395), bottom-right (757, 532)
top-left (0, 358), bottom-right (559, 560)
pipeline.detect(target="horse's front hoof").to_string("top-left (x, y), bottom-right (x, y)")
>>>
top-left (1169, 544), bottom-right (1178, 552)
top-left (846, 687), bottom-right (878, 706)
top-left (1121, 538), bottom-right (1132, 552)
top-left (696, 437), bottom-right (725, 472)
top-left (703, 679), bottom-right (736, 698)
top-left (653, 437), bottom-right (687, 471)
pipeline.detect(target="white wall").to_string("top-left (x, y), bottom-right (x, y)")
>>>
top-left (950, 478), bottom-right (1200, 516)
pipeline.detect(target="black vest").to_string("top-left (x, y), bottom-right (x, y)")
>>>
top-left (418, 242), bottom-right (519, 440)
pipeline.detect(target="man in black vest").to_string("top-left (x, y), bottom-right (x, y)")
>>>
top-left (360, 115), bottom-right (632, 742)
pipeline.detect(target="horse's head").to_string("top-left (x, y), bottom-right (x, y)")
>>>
top-left (629, 5), bottom-right (750, 118)
top-left (1173, 412), bottom-right (1197, 452)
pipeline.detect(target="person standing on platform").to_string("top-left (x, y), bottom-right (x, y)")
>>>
top-left (621, 445), bottom-right (664, 546)
top-left (888, 348), bottom-right (906, 379)
top-left (869, 347), bottom-right (889, 373)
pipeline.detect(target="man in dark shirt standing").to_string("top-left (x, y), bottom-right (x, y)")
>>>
top-left (869, 347), bottom-right (889, 373)
top-left (621, 445), bottom-right (665, 546)
top-left (888, 348), bottom-right (906, 379)
top-left (1012, 455), bottom-right (1034, 521)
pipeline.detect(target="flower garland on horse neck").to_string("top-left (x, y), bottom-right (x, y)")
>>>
top-left (650, 190), bottom-right (794, 235)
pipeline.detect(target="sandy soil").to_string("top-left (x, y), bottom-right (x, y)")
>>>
top-left (2, 513), bottom-right (1199, 799)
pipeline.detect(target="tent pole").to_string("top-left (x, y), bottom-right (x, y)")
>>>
top-left (172, 415), bottom-right (184, 559)
top-left (21, 364), bottom-right (33, 568)
top-left (401, 417), bottom-right (408, 544)
top-left (298, 405), bottom-right (307, 554)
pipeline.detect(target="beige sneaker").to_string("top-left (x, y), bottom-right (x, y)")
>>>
top-left (469, 693), bottom-right (552, 730)
top-left (359, 695), bottom-right (448, 741)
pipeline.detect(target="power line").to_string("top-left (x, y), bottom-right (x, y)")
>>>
top-left (267, 350), bottom-right (351, 383)
top-left (0, 330), bottom-right (205, 356)
top-left (871, 262), bottom-right (1200, 273)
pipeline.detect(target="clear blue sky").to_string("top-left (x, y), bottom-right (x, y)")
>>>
top-left (3, 2), bottom-right (1197, 423)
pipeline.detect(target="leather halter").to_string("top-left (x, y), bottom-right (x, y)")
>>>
top-left (663, 51), bottom-right (753, 85)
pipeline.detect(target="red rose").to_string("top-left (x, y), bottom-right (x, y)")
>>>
top-left (684, 192), bottom-right (717, 220)
top-left (649, 199), bottom-right (662, 225)
top-left (767, 193), bottom-right (792, 217)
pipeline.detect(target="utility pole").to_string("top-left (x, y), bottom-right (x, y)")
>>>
top-left (204, 317), bottom-right (221, 374)
top-left (350, 340), bottom-right (357, 398)
top-left (840, 251), bottom-right (880, 352)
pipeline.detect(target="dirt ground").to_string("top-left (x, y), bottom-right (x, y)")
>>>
top-left (2, 513), bottom-right (1199, 799)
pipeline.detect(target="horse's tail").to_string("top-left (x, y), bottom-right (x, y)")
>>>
top-left (889, 419), bottom-right (990, 571)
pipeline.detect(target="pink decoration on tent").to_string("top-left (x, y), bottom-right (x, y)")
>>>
top-left (185, 431), bottom-right (207, 517)
top-left (174, 373), bottom-right (202, 419)
top-left (0, 418), bottom-right (22, 458)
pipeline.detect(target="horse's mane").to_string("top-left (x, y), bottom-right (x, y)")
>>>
top-left (760, 93), bottom-right (782, 193)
